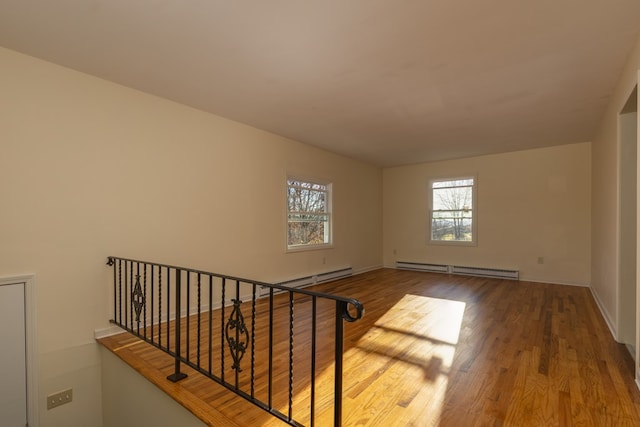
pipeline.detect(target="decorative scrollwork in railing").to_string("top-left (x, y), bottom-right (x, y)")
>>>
top-left (132, 274), bottom-right (145, 323)
top-left (338, 299), bottom-right (364, 322)
top-left (225, 299), bottom-right (250, 372)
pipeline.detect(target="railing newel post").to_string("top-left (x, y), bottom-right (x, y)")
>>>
top-left (167, 268), bottom-right (188, 382)
top-left (334, 301), bottom-right (345, 427)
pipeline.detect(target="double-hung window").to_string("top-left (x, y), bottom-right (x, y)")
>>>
top-left (287, 177), bottom-right (332, 250)
top-left (429, 176), bottom-right (476, 244)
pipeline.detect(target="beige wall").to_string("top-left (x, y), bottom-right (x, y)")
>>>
top-left (0, 47), bottom-right (382, 426)
top-left (383, 142), bottom-right (591, 285)
top-left (618, 110), bottom-right (637, 345)
top-left (101, 348), bottom-right (206, 427)
top-left (591, 34), bottom-right (640, 339)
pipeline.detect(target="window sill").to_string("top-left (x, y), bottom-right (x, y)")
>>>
top-left (428, 239), bottom-right (477, 247)
top-left (286, 244), bottom-right (334, 253)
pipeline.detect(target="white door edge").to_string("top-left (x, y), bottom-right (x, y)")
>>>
top-left (0, 274), bottom-right (38, 427)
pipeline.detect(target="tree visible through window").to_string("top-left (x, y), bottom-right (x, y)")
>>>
top-left (430, 177), bottom-right (475, 243)
top-left (287, 178), bottom-right (331, 249)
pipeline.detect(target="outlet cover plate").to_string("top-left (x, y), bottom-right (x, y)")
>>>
top-left (47, 388), bottom-right (73, 410)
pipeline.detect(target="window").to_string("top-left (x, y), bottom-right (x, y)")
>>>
top-left (287, 177), bottom-right (332, 250)
top-left (429, 176), bottom-right (476, 244)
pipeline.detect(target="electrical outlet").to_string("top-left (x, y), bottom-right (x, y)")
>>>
top-left (47, 388), bottom-right (73, 410)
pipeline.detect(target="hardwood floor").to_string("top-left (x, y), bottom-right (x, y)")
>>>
top-left (98, 269), bottom-right (640, 426)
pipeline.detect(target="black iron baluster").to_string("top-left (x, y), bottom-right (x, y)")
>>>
top-left (221, 277), bottom-right (226, 383)
top-left (129, 261), bottom-right (134, 330)
top-left (166, 267), bottom-right (171, 354)
top-left (186, 272), bottom-right (191, 363)
top-left (158, 266), bottom-right (162, 349)
top-left (235, 280), bottom-right (240, 388)
top-left (150, 264), bottom-right (155, 341)
top-left (251, 283), bottom-right (256, 399)
top-left (268, 288), bottom-right (274, 410)
top-left (310, 296), bottom-right (317, 427)
top-left (124, 260), bottom-right (128, 327)
top-left (167, 268), bottom-right (187, 382)
top-left (208, 275), bottom-right (213, 374)
top-left (118, 259), bottom-right (122, 326)
top-left (288, 291), bottom-right (294, 421)
top-left (143, 263), bottom-right (147, 339)
top-left (197, 273), bottom-right (201, 369)
top-left (124, 261), bottom-right (128, 330)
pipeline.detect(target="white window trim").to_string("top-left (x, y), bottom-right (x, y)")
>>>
top-left (286, 175), bottom-right (333, 252)
top-left (427, 174), bottom-right (478, 246)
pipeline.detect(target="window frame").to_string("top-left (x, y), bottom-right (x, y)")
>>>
top-left (286, 175), bottom-right (333, 252)
top-left (427, 175), bottom-right (477, 246)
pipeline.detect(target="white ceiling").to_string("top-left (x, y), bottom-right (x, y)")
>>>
top-left (1, 1), bottom-right (639, 167)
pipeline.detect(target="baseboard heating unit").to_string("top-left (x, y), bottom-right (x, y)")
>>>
top-left (397, 261), bottom-right (519, 280)
top-left (261, 267), bottom-right (353, 296)
top-left (396, 261), bottom-right (449, 273)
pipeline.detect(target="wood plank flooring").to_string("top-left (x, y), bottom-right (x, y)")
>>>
top-left (98, 269), bottom-right (640, 426)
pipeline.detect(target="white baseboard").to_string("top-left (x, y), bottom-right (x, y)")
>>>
top-left (353, 264), bottom-right (384, 275)
top-left (589, 286), bottom-right (619, 342)
top-left (625, 343), bottom-right (636, 361)
top-left (94, 325), bottom-right (126, 339)
top-left (519, 277), bottom-right (590, 287)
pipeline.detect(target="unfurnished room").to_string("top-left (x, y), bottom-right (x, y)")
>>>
top-left (2, 1), bottom-right (640, 426)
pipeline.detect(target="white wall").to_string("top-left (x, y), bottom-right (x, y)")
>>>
top-left (0, 46), bottom-right (382, 426)
top-left (383, 143), bottom-right (591, 285)
top-left (591, 34), bottom-right (640, 338)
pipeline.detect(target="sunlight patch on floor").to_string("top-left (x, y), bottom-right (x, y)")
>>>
top-left (289, 294), bottom-right (466, 425)
top-left (340, 294), bottom-right (466, 425)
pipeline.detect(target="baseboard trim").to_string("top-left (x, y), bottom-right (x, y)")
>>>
top-left (353, 264), bottom-right (384, 275)
top-left (520, 278), bottom-right (590, 287)
top-left (94, 325), bottom-right (125, 339)
top-left (625, 343), bottom-right (636, 361)
top-left (589, 286), bottom-right (619, 342)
